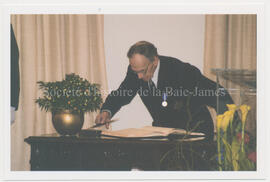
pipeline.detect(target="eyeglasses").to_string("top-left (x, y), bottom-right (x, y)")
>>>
top-left (131, 62), bottom-right (151, 75)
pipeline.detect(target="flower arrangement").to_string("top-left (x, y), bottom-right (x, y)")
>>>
top-left (35, 73), bottom-right (103, 114)
top-left (216, 104), bottom-right (256, 171)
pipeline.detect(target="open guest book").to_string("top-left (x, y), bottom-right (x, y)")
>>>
top-left (100, 126), bottom-right (205, 140)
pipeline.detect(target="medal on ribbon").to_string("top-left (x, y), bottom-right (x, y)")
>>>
top-left (162, 93), bottom-right (167, 107)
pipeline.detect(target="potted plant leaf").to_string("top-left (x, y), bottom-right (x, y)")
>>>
top-left (36, 73), bottom-right (103, 135)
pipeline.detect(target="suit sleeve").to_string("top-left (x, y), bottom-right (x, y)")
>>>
top-left (101, 65), bottom-right (139, 117)
top-left (176, 62), bottom-right (234, 114)
top-left (196, 74), bottom-right (234, 114)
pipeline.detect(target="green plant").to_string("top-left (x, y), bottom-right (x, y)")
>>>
top-left (216, 104), bottom-right (256, 171)
top-left (35, 73), bottom-right (103, 113)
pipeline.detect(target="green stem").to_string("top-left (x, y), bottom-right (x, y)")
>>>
top-left (217, 128), bottom-right (222, 171)
top-left (230, 121), bottom-right (233, 143)
top-left (223, 132), bottom-right (227, 170)
top-left (241, 122), bottom-right (245, 153)
top-left (229, 121), bottom-right (233, 170)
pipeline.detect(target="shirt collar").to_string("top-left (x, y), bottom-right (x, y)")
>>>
top-left (152, 59), bottom-right (160, 86)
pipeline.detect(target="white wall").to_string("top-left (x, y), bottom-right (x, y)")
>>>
top-left (104, 15), bottom-right (205, 130)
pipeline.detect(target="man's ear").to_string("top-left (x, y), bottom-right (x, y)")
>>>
top-left (153, 56), bottom-right (158, 66)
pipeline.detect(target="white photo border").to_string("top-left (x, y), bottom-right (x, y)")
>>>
top-left (0, 0), bottom-right (268, 181)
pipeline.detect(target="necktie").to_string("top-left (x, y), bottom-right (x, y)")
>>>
top-left (148, 79), bottom-right (156, 93)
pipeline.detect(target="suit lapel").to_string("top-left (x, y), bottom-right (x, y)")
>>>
top-left (157, 56), bottom-right (167, 91)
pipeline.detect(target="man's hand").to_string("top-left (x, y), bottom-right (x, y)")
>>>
top-left (95, 111), bottom-right (111, 129)
top-left (144, 59), bottom-right (158, 81)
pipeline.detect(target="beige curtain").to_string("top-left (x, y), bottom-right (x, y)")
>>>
top-left (11, 14), bottom-right (108, 170)
top-left (203, 14), bottom-right (257, 135)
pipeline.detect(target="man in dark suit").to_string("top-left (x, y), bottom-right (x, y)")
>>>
top-left (95, 41), bottom-right (233, 139)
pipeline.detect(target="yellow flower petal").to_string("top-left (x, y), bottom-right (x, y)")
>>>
top-left (226, 104), bottom-right (236, 124)
top-left (227, 104), bottom-right (237, 111)
top-left (217, 114), bottom-right (224, 130)
top-left (240, 105), bottom-right (251, 124)
top-left (221, 110), bottom-right (235, 131)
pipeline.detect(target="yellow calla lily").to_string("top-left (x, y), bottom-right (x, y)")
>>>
top-left (217, 114), bottom-right (224, 130)
top-left (227, 104), bottom-right (237, 111)
top-left (240, 105), bottom-right (251, 124)
top-left (226, 104), bottom-right (236, 124)
top-left (227, 104), bottom-right (237, 110)
top-left (222, 110), bottom-right (234, 131)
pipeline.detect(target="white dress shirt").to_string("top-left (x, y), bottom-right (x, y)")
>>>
top-left (151, 59), bottom-right (160, 87)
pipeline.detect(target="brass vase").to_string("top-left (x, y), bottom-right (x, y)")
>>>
top-left (52, 110), bottom-right (84, 135)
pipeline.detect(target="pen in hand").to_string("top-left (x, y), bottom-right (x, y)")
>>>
top-left (94, 111), bottom-right (112, 129)
top-left (91, 119), bottom-right (119, 128)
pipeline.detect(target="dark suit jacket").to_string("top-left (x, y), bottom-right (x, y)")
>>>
top-left (11, 24), bottom-right (20, 110)
top-left (101, 56), bottom-right (233, 139)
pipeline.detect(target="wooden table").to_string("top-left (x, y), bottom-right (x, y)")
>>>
top-left (24, 134), bottom-right (216, 171)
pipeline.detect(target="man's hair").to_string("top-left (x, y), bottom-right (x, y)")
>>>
top-left (127, 41), bottom-right (158, 62)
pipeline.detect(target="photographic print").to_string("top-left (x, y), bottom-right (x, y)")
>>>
top-left (10, 13), bottom-right (257, 172)
top-left (1, 1), bottom-right (267, 181)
